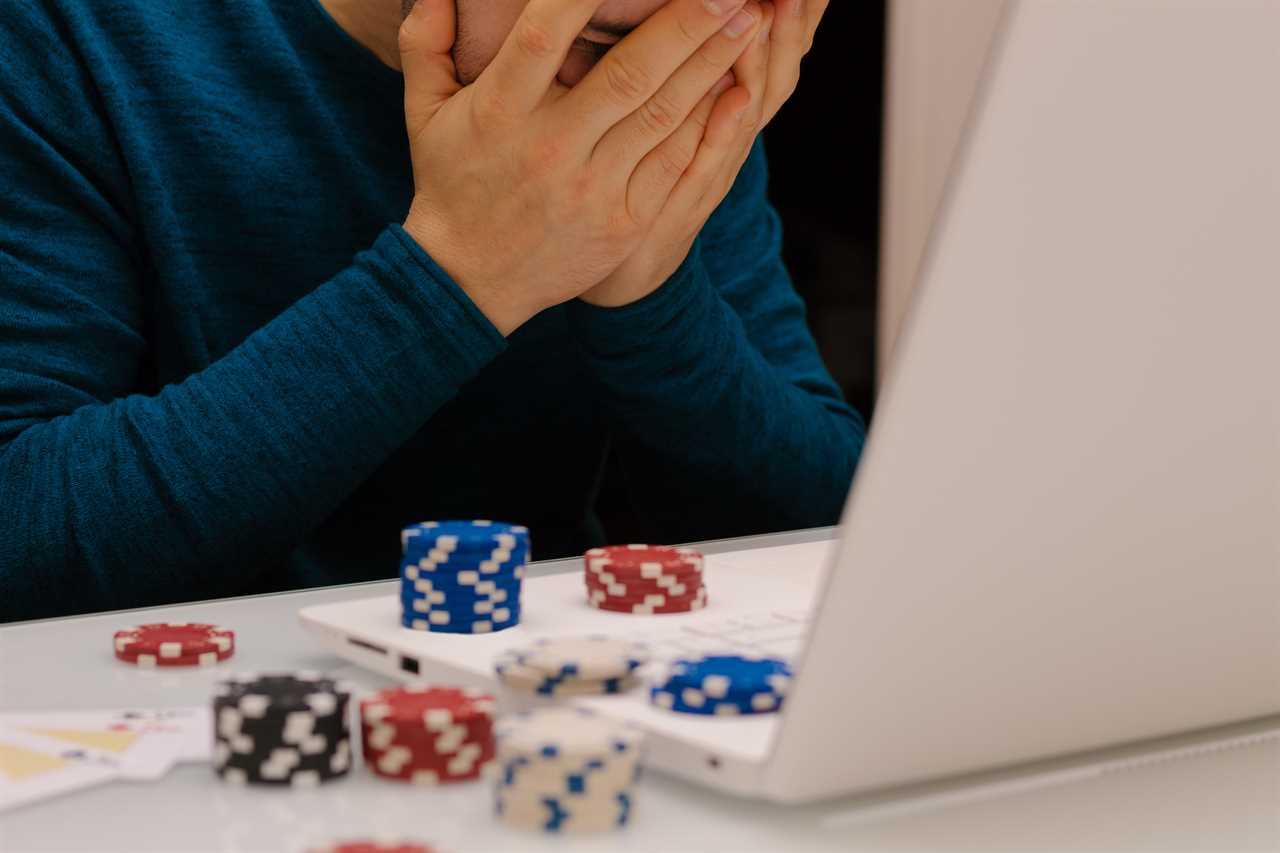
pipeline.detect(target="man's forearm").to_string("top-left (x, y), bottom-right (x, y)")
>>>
top-left (0, 227), bottom-right (506, 621)
top-left (568, 242), bottom-right (865, 540)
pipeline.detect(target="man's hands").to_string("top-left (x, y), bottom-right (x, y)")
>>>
top-left (398, 0), bottom-right (765, 335)
top-left (581, 0), bottom-right (831, 308)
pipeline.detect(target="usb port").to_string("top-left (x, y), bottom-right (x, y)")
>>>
top-left (347, 637), bottom-right (387, 656)
top-left (400, 656), bottom-right (420, 675)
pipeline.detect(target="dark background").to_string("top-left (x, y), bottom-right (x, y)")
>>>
top-left (599, 1), bottom-right (886, 540)
top-left (767, 0), bottom-right (884, 419)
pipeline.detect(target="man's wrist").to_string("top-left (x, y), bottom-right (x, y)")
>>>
top-left (579, 247), bottom-right (690, 309)
top-left (401, 211), bottom-right (531, 337)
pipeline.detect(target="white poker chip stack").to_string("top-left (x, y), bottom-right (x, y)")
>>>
top-left (493, 708), bottom-right (644, 834)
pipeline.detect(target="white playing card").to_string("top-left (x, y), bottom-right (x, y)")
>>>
top-left (0, 707), bottom-right (209, 782)
top-left (0, 730), bottom-right (120, 813)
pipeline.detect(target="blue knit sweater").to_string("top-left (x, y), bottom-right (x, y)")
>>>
top-left (0, 0), bottom-right (865, 621)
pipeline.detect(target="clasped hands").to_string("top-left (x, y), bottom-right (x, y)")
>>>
top-left (400, 0), bottom-right (830, 335)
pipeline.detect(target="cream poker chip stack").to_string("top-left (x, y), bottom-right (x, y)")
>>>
top-left (493, 708), bottom-right (644, 834)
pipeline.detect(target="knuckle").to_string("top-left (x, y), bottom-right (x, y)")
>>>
top-left (602, 56), bottom-right (652, 105)
top-left (675, 14), bottom-right (703, 47)
top-left (515, 17), bottom-right (557, 59)
top-left (606, 209), bottom-right (643, 241)
top-left (691, 48), bottom-right (724, 77)
top-left (639, 92), bottom-right (681, 135)
top-left (656, 148), bottom-right (688, 182)
top-left (397, 25), bottom-right (417, 58)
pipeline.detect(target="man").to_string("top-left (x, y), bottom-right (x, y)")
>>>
top-left (0, 0), bottom-right (863, 622)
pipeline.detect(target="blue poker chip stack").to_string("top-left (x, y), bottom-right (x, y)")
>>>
top-left (649, 654), bottom-right (793, 716)
top-left (400, 520), bottom-right (530, 634)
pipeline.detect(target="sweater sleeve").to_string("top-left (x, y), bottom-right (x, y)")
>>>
top-left (567, 137), bottom-right (866, 542)
top-left (0, 12), bottom-right (505, 620)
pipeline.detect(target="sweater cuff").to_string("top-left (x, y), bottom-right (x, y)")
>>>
top-left (377, 224), bottom-right (508, 371)
top-left (567, 240), bottom-right (710, 354)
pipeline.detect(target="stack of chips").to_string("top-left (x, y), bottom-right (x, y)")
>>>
top-left (360, 686), bottom-right (496, 784)
top-left (213, 673), bottom-right (353, 786)
top-left (583, 545), bottom-right (707, 614)
top-left (400, 520), bottom-right (530, 634)
top-left (113, 622), bottom-right (235, 667)
top-left (494, 637), bottom-right (649, 697)
top-left (494, 708), bottom-right (643, 834)
top-left (649, 655), bottom-right (792, 716)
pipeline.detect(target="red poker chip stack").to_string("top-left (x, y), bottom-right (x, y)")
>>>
top-left (113, 623), bottom-right (235, 667)
top-left (583, 545), bottom-right (708, 614)
top-left (359, 686), bottom-right (496, 785)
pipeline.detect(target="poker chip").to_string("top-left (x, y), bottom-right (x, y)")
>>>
top-left (581, 545), bottom-right (707, 615)
top-left (116, 647), bottom-right (234, 667)
top-left (585, 573), bottom-right (699, 599)
top-left (495, 789), bottom-right (633, 833)
top-left (304, 842), bottom-right (436, 853)
top-left (649, 655), bottom-right (792, 716)
top-left (584, 586), bottom-right (703, 607)
top-left (493, 708), bottom-right (642, 834)
top-left (402, 521), bottom-right (530, 556)
top-left (492, 637), bottom-right (649, 697)
top-left (113, 623), bottom-right (235, 667)
top-left (516, 637), bottom-right (650, 681)
top-left (589, 589), bottom-right (709, 615)
top-left (212, 673), bottom-right (353, 786)
top-left (360, 686), bottom-right (496, 785)
top-left (584, 545), bottom-right (703, 572)
top-left (401, 604), bottom-right (521, 634)
top-left (400, 521), bottom-right (529, 634)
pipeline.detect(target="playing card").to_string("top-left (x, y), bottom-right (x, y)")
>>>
top-left (0, 730), bottom-right (120, 813)
top-left (0, 707), bottom-right (210, 782)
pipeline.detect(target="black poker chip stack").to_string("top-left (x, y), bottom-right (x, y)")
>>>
top-left (213, 672), bottom-right (353, 787)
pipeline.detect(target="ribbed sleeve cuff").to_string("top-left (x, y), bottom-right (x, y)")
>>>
top-left (378, 223), bottom-right (508, 372)
top-left (567, 240), bottom-right (714, 359)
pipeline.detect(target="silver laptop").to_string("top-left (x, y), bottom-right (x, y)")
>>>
top-left (301, 0), bottom-right (1280, 806)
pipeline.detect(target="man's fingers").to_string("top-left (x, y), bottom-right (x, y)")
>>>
top-left (559, 0), bottom-right (750, 143)
top-left (592, 2), bottom-right (762, 175)
top-left (731, 0), bottom-right (772, 133)
top-left (400, 0), bottom-right (462, 130)
top-left (658, 82), bottom-right (753, 222)
top-left (625, 78), bottom-right (734, 225)
top-left (476, 0), bottom-right (603, 117)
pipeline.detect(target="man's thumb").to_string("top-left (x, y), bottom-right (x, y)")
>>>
top-left (400, 0), bottom-right (461, 128)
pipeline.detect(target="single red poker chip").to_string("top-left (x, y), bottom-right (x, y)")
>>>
top-left (585, 591), bottom-right (704, 610)
top-left (586, 581), bottom-right (706, 601)
top-left (364, 739), bottom-right (495, 783)
top-left (360, 721), bottom-right (494, 755)
top-left (589, 592), bottom-right (709, 614)
top-left (113, 623), bottom-right (235, 658)
top-left (584, 545), bottom-right (704, 572)
top-left (114, 647), bottom-right (234, 667)
top-left (360, 686), bottom-right (495, 728)
top-left (585, 574), bottom-right (704, 600)
top-left (587, 563), bottom-right (703, 583)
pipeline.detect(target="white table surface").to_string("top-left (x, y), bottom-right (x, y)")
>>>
top-left (1, 528), bottom-right (1277, 853)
